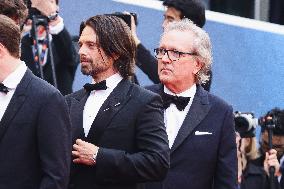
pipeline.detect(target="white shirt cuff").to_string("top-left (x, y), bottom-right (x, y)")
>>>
top-left (49, 16), bottom-right (64, 35)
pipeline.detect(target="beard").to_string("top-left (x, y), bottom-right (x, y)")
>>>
top-left (80, 57), bottom-right (101, 76)
top-left (80, 55), bottom-right (93, 76)
top-left (81, 61), bottom-right (93, 76)
top-left (80, 57), bottom-right (112, 78)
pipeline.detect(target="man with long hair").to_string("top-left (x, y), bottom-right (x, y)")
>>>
top-left (66, 15), bottom-right (169, 189)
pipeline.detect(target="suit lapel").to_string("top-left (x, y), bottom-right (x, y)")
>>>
top-left (86, 79), bottom-right (132, 144)
top-left (69, 89), bottom-right (89, 139)
top-left (0, 70), bottom-right (32, 143)
top-left (170, 86), bottom-right (211, 153)
top-left (148, 84), bottom-right (212, 153)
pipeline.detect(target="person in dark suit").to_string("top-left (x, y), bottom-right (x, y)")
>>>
top-left (145, 19), bottom-right (237, 189)
top-left (235, 108), bottom-right (284, 189)
top-left (20, 0), bottom-right (78, 95)
top-left (0, 15), bottom-right (71, 189)
top-left (65, 15), bottom-right (170, 189)
top-left (132, 0), bottom-right (212, 91)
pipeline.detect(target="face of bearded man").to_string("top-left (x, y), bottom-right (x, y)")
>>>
top-left (78, 25), bottom-right (114, 78)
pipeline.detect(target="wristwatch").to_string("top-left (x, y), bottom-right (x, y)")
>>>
top-left (47, 12), bottom-right (58, 21)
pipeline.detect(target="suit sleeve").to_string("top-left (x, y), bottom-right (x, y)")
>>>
top-left (52, 27), bottom-right (78, 67)
top-left (37, 91), bottom-right (72, 189)
top-left (95, 95), bottom-right (170, 183)
top-left (20, 35), bottom-right (37, 74)
top-left (214, 106), bottom-right (238, 189)
top-left (136, 44), bottom-right (160, 84)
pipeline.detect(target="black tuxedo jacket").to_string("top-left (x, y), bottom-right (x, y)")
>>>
top-left (65, 79), bottom-right (170, 189)
top-left (0, 69), bottom-right (71, 189)
top-left (145, 84), bottom-right (237, 189)
top-left (21, 27), bottom-right (78, 95)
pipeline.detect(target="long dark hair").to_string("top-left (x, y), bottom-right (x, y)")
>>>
top-left (79, 15), bottom-right (136, 79)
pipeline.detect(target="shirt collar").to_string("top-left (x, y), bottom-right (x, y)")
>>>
top-left (92, 73), bottom-right (123, 90)
top-left (2, 61), bottom-right (27, 90)
top-left (164, 84), bottom-right (196, 98)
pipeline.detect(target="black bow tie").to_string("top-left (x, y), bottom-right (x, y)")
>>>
top-left (162, 92), bottom-right (190, 111)
top-left (83, 80), bottom-right (107, 92)
top-left (0, 83), bottom-right (9, 94)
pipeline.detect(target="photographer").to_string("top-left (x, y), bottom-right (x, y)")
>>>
top-left (21, 0), bottom-right (78, 95)
top-left (237, 108), bottom-right (284, 189)
top-left (234, 112), bottom-right (260, 187)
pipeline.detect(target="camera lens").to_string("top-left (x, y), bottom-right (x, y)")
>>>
top-left (235, 116), bottom-right (250, 133)
top-left (234, 112), bottom-right (258, 138)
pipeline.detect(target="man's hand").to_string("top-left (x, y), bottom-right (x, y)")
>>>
top-left (264, 149), bottom-right (281, 176)
top-left (31, 0), bottom-right (58, 17)
top-left (72, 139), bottom-right (99, 166)
top-left (121, 12), bottom-right (140, 46)
top-left (129, 13), bottom-right (140, 46)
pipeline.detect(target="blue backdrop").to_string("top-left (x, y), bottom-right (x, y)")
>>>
top-left (59, 0), bottom-right (284, 118)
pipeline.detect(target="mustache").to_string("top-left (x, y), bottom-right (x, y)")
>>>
top-left (80, 56), bottom-right (92, 63)
top-left (160, 67), bottom-right (172, 71)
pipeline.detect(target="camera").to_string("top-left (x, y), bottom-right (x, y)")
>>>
top-left (107, 12), bottom-right (138, 29)
top-left (235, 108), bottom-right (284, 137)
top-left (24, 0), bottom-right (48, 26)
top-left (234, 111), bottom-right (258, 137)
top-left (259, 108), bottom-right (284, 135)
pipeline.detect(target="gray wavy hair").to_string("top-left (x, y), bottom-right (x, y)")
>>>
top-left (162, 19), bottom-right (212, 84)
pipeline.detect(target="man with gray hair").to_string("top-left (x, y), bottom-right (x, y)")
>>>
top-left (146, 19), bottom-right (237, 189)
top-left (132, 0), bottom-right (212, 91)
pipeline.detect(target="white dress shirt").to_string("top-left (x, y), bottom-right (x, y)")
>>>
top-left (0, 62), bottom-right (27, 121)
top-left (49, 16), bottom-right (64, 35)
top-left (164, 84), bottom-right (196, 148)
top-left (83, 73), bottom-right (123, 137)
top-left (278, 155), bottom-right (284, 182)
